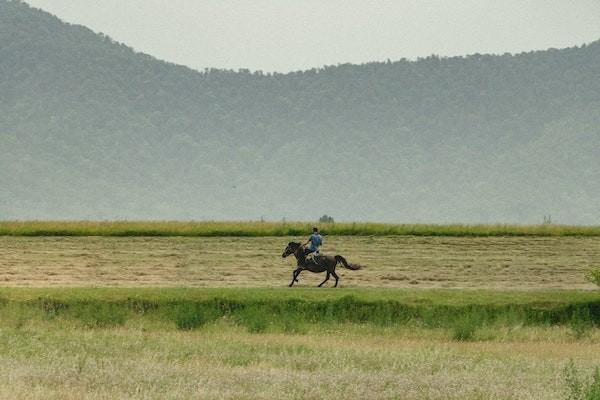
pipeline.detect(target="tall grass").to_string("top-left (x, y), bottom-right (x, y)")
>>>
top-left (563, 361), bottom-right (600, 400)
top-left (1, 221), bottom-right (599, 237)
top-left (0, 288), bottom-right (597, 336)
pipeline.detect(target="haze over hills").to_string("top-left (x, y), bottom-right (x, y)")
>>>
top-left (1, 0), bottom-right (599, 223)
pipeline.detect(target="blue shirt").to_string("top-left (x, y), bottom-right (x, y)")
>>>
top-left (308, 233), bottom-right (322, 251)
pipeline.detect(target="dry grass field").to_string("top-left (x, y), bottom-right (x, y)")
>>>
top-left (1, 235), bottom-right (599, 399)
top-left (1, 321), bottom-right (599, 400)
top-left (0, 236), bottom-right (598, 289)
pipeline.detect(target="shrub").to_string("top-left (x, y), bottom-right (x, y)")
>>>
top-left (585, 269), bottom-right (600, 288)
top-left (71, 302), bottom-right (127, 328)
top-left (319, 215), bottom-right (334, 223)
top-left (172, 303), bottom-right (207, 330)
top-left (451, 310), bottom-right (486, 341)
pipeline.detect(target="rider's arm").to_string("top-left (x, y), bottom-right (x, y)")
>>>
top-left (304, 235), bottom-right (314, 246)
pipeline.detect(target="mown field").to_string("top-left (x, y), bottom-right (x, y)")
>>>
top-left (0, 236), bottom-right (598, 289)
top-left (1, 229), bottom-right (599, 399)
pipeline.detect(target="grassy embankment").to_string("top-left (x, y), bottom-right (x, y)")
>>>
top-left (1, 220), bottom-right (599, 237)
top-left (1, 288), bottom-right (599, 399)
top-left (1, 288), bottom-right (598, 337)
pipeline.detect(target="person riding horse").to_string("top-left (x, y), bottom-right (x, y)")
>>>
top-left (303, 227), bottom-right (322, 260)
top-left (281, 239), bottom-right (362, 287)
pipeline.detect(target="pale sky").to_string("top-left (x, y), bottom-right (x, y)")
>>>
top-left (25, 0), bottom-right (600, 73)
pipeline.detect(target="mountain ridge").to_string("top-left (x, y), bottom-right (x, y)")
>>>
top-left (1, 0), bottom-right (599, 223)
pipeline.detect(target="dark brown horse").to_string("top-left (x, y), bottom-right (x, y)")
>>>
top-left (282, 242), bottom-right (362, 287)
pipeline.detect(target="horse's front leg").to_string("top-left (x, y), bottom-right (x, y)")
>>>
top-left (294, 258), bottom-right (304, 282)
top-left (289, 268), bottom-right (302, 287)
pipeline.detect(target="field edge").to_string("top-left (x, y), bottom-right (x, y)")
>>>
top-left (1, 221), bottom-right (600, 237)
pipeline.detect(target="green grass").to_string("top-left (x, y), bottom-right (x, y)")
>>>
top-left (1, 220), bottom-right (599, 237)
top-left (1, 288), bottom-right (599, 399)
top-left (2, 287), bottom-right (598, 304)
top-left (564, 361), bottom-right (600, 400)
top-left (1, 322), bottom-right (597, 400)
top-left (1, 288), bottom-right (598, 334)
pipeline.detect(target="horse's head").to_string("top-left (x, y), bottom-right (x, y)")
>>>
top-left (282, 242), bottom-right (301, 258)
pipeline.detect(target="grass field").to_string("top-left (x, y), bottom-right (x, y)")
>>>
top-left (1, 233), bottom-right (599, 399)
top-left (1, 220), bottom-right (600, 237)
top-left (1, 322), bottom-right (599, 399)
top-left (0, 288), bottom-right (599, 399)
top-left (1, 236), bottom-right (598, 289)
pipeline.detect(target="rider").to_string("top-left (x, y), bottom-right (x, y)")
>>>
top-left (303, 226), bottom-right (322, 258)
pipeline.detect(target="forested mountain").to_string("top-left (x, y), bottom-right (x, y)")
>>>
top-left (1, 0), bottom-right (599, 223)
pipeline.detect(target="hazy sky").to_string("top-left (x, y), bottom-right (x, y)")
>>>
top-left (25, 0), bottom-right (600, 72)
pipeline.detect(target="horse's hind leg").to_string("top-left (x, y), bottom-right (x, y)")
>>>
top-left (331, 270), bottom-right (340, 287)
top-left (318, 272), bottom-right (330, 287)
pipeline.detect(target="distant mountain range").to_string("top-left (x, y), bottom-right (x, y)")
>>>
top-left (1, 0), bottom-right (599, 223)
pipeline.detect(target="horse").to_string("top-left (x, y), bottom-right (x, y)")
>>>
top-left (281, 242), bottom-right (362, 287)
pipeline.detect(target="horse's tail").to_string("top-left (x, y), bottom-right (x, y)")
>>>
top-left (335, 255), bottom-right (363, 270)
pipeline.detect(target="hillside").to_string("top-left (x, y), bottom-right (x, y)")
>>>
top-left (1, 0), bottom-right (599, 223)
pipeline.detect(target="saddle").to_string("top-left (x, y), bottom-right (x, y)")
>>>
top-left (305, 251), bottom-right (321, 265)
